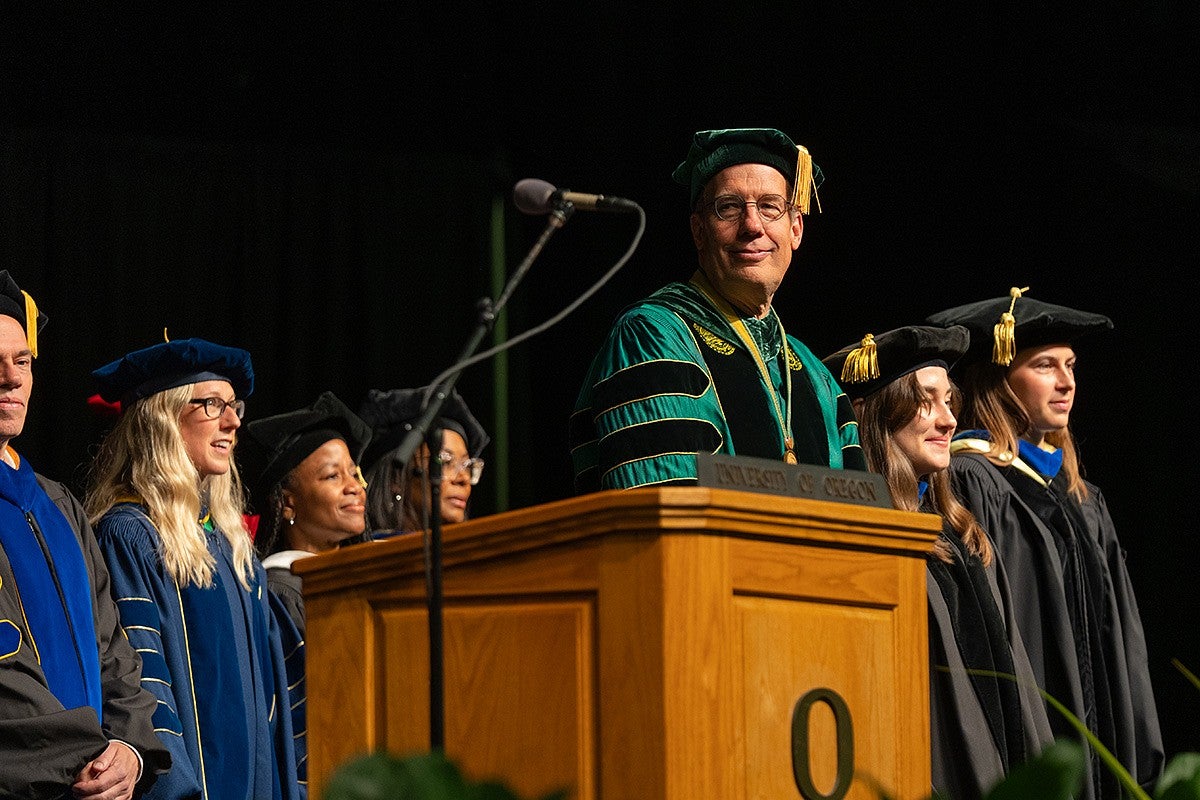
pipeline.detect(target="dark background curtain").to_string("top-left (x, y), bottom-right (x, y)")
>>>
top-left (2, 2), bottom-right (1197, 759)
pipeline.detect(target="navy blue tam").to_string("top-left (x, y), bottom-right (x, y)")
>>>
top-left (93, 338), bottom-right (255, 405)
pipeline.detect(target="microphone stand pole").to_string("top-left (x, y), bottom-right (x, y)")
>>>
top-left (391, 201), bottom-right (574, 752)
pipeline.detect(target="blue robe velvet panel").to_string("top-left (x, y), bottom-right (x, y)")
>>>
top-left (96, 503), bottom-right (302, 800)
top-left (1, 469), bottom-right (169, 798)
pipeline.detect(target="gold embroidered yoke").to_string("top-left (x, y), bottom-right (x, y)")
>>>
top-left (570, 277), bottom-right (863, 491)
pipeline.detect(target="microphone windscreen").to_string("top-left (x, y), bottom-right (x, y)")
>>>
top-left (513, 178), bottom-right (556, 215)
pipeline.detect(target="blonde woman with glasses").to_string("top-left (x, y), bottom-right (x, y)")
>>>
top-left (85, 338), bottom-right (301, 800)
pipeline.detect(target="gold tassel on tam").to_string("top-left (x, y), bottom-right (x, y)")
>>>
top-left (793, 145), bottom-right (820, 215)
top-left (20, 290), bottom-right (38, 358)
top-left (840, 333), bottom-right (879, 383)
top-left (992, 286), bottom-right (1030, 366)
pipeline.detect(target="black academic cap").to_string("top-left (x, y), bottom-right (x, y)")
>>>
top-left (244, 391), bottom-right (372, 496)
top-left (670, 128), bottom-right (825, 213)
top-left (92, 337), bottom-right (255, 405)
top-left (0, 270), bottom-right (49, 358)
top-left (358, 386), bottom-right (490, 471)
top-left (924, 287), bottom-right (1113, 367)
top-left (822, 325), bottom-right (971, 401)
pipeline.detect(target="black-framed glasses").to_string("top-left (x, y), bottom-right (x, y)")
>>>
top-left (188, 397), bottom-right (246, 419)
top-left (711, 193), bottom-right (793, 222)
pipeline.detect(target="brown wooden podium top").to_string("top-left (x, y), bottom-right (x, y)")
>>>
top-left (294, 486), bottom-right (940, 597)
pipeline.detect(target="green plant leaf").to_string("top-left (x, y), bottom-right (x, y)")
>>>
top-left (323, 751), bottom-right (569, 800)
top-left (1173, 659), bottom-right (1200, 695)
top-left (983, 739), bottom-right (1085, 800)
top-left (962, 668), bottom-right (1154, 800)
top-left (324, 751), bottom-right (469, 800)
top-left (1156, 752), bottom-right (1200, 800)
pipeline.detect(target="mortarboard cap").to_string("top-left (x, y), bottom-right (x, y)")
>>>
top-left (0, 270), bottom-right (49, 358)
top-left (671, 128), bottom-right (825, 214)
top-left (823, 325), bottom-right (971, 400)
top-left (925, 287), bottom-right (1113, 367)
top-left (92, 337), bottom-right (255, 405)
top-left (243, 391), bottom-right (372, 497)
top-left (358, 386), bottom-right (490, 472)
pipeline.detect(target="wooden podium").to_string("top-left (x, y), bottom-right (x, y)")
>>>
top-left (297, 486), bottom-right (940, 799)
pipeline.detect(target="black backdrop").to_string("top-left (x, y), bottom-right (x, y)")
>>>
top-left (3, 3), bottom-right (1197, 757)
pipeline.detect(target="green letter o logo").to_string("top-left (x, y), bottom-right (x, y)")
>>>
top-left (791, 688), bottom-right (854, 800)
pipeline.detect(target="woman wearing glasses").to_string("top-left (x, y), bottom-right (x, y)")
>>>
top-left (357, 386), bottom-right (489, 537)
top-left (85, 338), bottom-right (301, 800)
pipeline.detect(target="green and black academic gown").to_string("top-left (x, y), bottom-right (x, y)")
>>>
top-left (571, 274), bottom-right (864, 491)
top-left (949, 437), bottom-right (1164, 799)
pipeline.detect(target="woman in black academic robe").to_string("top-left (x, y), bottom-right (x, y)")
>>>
top-left (927, 289), bottom-right (1164, 799)
top-left (244, 391), bottom-right (373, 637)
top-left (357, 386), bottom-right (489, 538)
top-left (242, 391), bottom-right (374, 792)
top-left (824, 325), bottom-right (1053, 800)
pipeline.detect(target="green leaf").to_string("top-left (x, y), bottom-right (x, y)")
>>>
top-left (1173, 659), bottom-right (1200, 695)
top-left (323, 751), bottom-right (569, 800)
top-left (983, 739), bottom-right (1085, 800)
top-left (963, 668), bottom-right (1154, 800)
top-left (1156, 752), bottom-right (1200, 800)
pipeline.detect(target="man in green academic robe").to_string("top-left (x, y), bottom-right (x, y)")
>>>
top-left (571, 128), bottom-right (864, 491)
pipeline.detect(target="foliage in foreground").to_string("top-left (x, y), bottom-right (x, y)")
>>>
top-left (323, 750), bottom-right (567, 800)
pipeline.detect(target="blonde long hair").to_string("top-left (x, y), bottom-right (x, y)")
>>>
top-left (86, 384), bottom-right (255, 589)
top-left (957, 361), bottom-right (1088, 502)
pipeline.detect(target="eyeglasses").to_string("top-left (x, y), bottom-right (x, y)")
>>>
top-left (438, 452), bottom-right (485, 485)
top-left (413, 452), bottom-right (485, 485)
top-left (711, 193), bottom-right (794, 223)
top-left (188, 397), bottom-right (246, 419)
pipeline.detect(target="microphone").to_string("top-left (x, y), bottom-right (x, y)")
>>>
top-left (513, 178), bottom-right (639, 214)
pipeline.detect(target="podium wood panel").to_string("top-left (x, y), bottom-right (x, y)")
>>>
top-left (297, 486), bottom-right (940, 799)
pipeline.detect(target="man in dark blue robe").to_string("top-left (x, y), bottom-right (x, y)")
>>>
top-left (0, 270), bottom-right (169, 798)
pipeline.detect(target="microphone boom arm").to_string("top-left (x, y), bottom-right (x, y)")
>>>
top-left (392, 204), bottom-right (572, 469)
top-left (399, 202), bottom-right (573, 752)
top-left (395, 183), bottom-right (641, 753)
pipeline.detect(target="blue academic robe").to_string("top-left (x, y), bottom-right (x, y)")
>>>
top-left (96, 502), bottom-right (302, 800)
